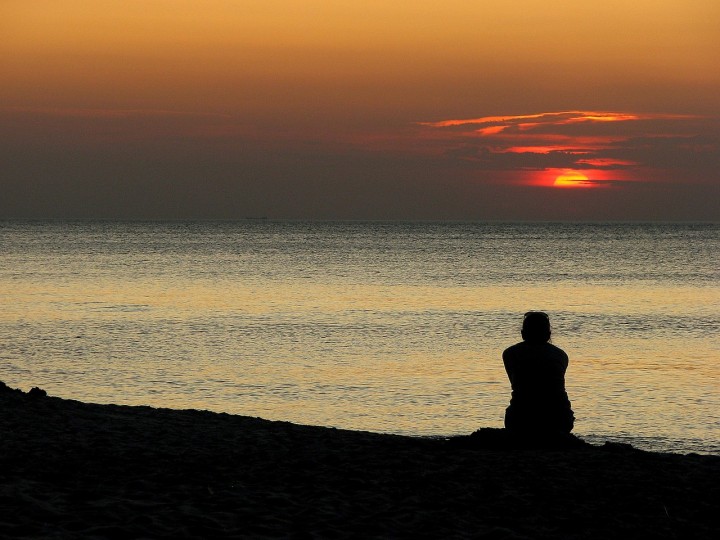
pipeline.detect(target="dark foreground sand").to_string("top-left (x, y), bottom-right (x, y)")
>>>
top-left (1, 383), bottom-right (718, 539)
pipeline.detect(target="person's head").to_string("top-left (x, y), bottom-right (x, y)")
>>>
top-left (521, 311), bottom-right (551, 343)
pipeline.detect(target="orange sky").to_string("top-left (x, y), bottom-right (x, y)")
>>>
top-left (1, 1), bottom-right (719, 219)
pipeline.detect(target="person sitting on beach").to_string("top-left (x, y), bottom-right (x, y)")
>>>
top-left (502, 312), bottom-right (575, 435)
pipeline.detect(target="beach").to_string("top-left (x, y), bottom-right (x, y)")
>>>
top-left (1, 382), bottom-right (718, 539)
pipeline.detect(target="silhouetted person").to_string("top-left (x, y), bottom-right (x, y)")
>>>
top-left (503, 312), bottom-right (574, 435)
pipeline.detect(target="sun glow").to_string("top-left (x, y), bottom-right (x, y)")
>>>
top-left (553, 171), bottom-right (592, 188)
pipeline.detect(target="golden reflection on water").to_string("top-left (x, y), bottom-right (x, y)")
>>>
top-left (3, 279), bottom-right (717, 318)
top-left (3, 221), bottom-right (718, 455)
top-left (2, 277), bottom-right (718, 451)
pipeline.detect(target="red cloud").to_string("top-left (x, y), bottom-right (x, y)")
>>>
top-left (416, 110), bottom-right (715, 186)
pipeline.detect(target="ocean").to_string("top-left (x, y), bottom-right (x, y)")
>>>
top-left (1, 221), bottom-right (718, 454)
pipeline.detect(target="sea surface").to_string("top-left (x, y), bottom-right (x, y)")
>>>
top-left (1, 221), bottom-right (718, 455)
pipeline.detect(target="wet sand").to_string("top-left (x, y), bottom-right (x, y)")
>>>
top-left (1, 382), bottom-right (718, 539)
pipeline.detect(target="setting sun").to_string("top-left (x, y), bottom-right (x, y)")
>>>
top-left (553, 171), bottom-right (592, 188)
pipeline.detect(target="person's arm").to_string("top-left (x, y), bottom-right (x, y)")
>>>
top-left (502, 349), bottom-right (515, 385)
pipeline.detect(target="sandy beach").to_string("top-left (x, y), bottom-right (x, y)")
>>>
top-left (1, 382), bottom-right (718, 539)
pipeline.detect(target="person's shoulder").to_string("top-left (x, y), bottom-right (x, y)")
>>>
top-left (502, 342), bottom-right (526, 358)
top-left (546, 343), bottom-right (569, 360)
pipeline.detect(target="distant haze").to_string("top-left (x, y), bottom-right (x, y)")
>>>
top-left (2, 1), bottom-right (719, 220)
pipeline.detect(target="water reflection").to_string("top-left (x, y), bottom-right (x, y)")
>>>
top-left (0, 221), bottom-right (718, 454)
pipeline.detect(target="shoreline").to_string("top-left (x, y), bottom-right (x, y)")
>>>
top-left (2, 382), bottom-right (719, 538)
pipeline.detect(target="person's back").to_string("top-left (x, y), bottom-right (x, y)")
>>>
top-left (502, 312), bottom-right (574, 435)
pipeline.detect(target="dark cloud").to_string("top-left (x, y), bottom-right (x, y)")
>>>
top-left (608, 135), bottom-right (720, 171)
top-left (1, 108), bottom-right (718, 221)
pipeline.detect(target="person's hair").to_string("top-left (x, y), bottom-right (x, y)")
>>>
top-left (521, 311), bottom-right (551, 343)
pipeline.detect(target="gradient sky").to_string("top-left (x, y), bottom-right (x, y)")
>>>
top-left (2, 0), bottom-right (719, 220)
